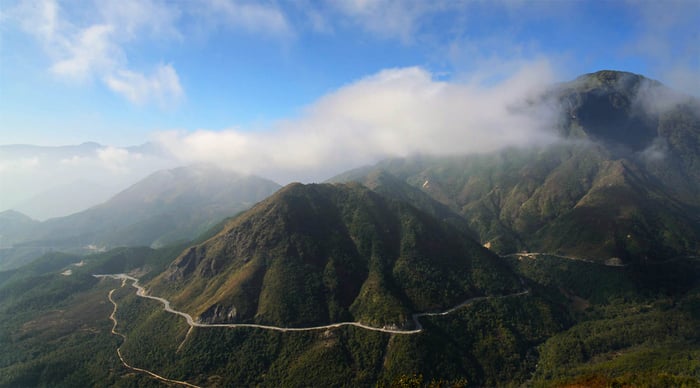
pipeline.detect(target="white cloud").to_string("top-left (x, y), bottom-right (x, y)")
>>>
top-left (0, 157), bottom-right (40, 173)
top-left (104, 64), bottom-right (184, 107)
top-left (628, 0), bottom-right (700, 96)
top-left (14, 0), bottom-right (62, 43)
top-left (10, 0), bottom-right (185, 105)
top-left (97, 0), bottom-right (182, 40)
top-left (329, 0), bottom-right (443, 42)
top-left (662, 66), bottom-right (700, 98)
top-left (9, 0), bottom-right (298, 105)
top-left (59, 155), bottom-right (90, 165)
top-left (156, 61), bottom-right (559, 183)
top-left (200, 0), bottom-right (292, 36)
top-left (49, 24), bottom-right (120, 80)
top-left (97, 146), bottom-right (142, 173)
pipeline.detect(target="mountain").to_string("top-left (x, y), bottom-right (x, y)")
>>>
top-left (149, 182), bottom-right (521, 327)
top-left (0, 165), bottom-right (281, 270)
top-left (12, 180), bottom-right (116, 220)
top-left (1, 186), bottom-right (697, 387)
top-left (0, 141), bottom-right (176, 219)
top-left (1, 70), bottom-right (699, 387)
top-left (0, 141), bottom-right (103, 158)
top-left (0, 210), bottom-right (38, 248)
top-left (333, 70), bottom-right (700, 264)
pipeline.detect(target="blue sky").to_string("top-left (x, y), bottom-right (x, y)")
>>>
top-left (0, 0), bottom-right (699, 216)
top-left (1, 0), bottom-right (698, 147)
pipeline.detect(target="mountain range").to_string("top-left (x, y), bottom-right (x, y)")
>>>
top-left (333, 70), bottom-right (700, 264)
top-left (0, 70), bottom-right (698, 387)
top-left (0, 141), bottom-right (176, 220)
top-left (0, 165), bottom-right (280, 270)
top-left (149, 182), bottom-right (520, 328)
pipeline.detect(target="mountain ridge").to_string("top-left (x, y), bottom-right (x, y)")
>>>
top-left (149, 182), bottom-right (521, 328)
top-left (0, 165), bottom-right (281, 270)
top-left (1, 70), bottom-right (699, 387)
top-left (331, 70), bottom-right (700, 263)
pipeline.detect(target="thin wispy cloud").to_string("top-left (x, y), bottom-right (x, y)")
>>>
top-left (329, 0), bottom-right (442, 42)
top-left (198, 0), bottom-right (292, 36)
top-left (10, 0), bottom-right (184, 106)
top-left (104, 64), bottom-right (184, 107)
top-left (627, 0), bottom-right (700, 95)
top-left (8, 0), bottom-right (298, 106)
top-left (96, 146), bottom-right (143, 173)
top-left (49, 24), bottom-right (120, 80)
top-left (0, 157), bottom-right (40, 174)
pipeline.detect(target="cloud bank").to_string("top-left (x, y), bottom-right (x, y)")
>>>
top-left (156, 61), bottom-right (559, 183)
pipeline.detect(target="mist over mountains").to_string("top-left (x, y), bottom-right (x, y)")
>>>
top-left (333, 71), bottom-right (700, 264)
top-left (4, 69), bottom-right (696, 217)
top-left (3, 70), bottom-right (698, 265)
top-left (0, 70), bottom-right (699, 387)
top-left (0, 142), bottom-right (178, 219)
top-left (0, 164), bottom-right (280, 270)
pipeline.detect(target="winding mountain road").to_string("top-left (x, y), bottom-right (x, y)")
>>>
top-left (105, 281), bottom-right (202, 388)
top-left (97, 273), bottom-right (529, 386)
top-left (95, 273), bottom-right (529, 335)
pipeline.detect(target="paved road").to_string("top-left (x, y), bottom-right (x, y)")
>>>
top-left (95, 273), bottom-right (529, 335)
top-left (106, 282), bottom-right (202, 388)
top-left (97, 273), bottom-right (529, 387)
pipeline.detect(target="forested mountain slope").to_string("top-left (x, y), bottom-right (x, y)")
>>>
top-left (149, 182), bottom-right (521, 327)
top-left (333, 71), bottom-right (700, 264)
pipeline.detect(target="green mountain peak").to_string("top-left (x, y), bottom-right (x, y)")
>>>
top-left (150, 182), bottom-right (520, 327)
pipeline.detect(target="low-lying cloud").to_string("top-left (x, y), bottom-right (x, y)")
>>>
top-left (156, 61), bottom-right (560, 183)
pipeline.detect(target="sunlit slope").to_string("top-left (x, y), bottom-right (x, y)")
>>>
top-left (149, 182), bottom-right (521, 327)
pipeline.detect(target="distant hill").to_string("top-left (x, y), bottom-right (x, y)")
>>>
top-left (332, 70), bottom-right (700, 264)
top-left (12, 180), bottom-right (116, 220)
top-left (0, 141), bottom-right (175, 219)
top-left (0, 165), bottom-right (281, 270)
top-left (0, 210), bottom-right (38, 248)
top-left (0, 141), bottom-right (103, 158)
top-left (149, 182), bottom-right (521, 327)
